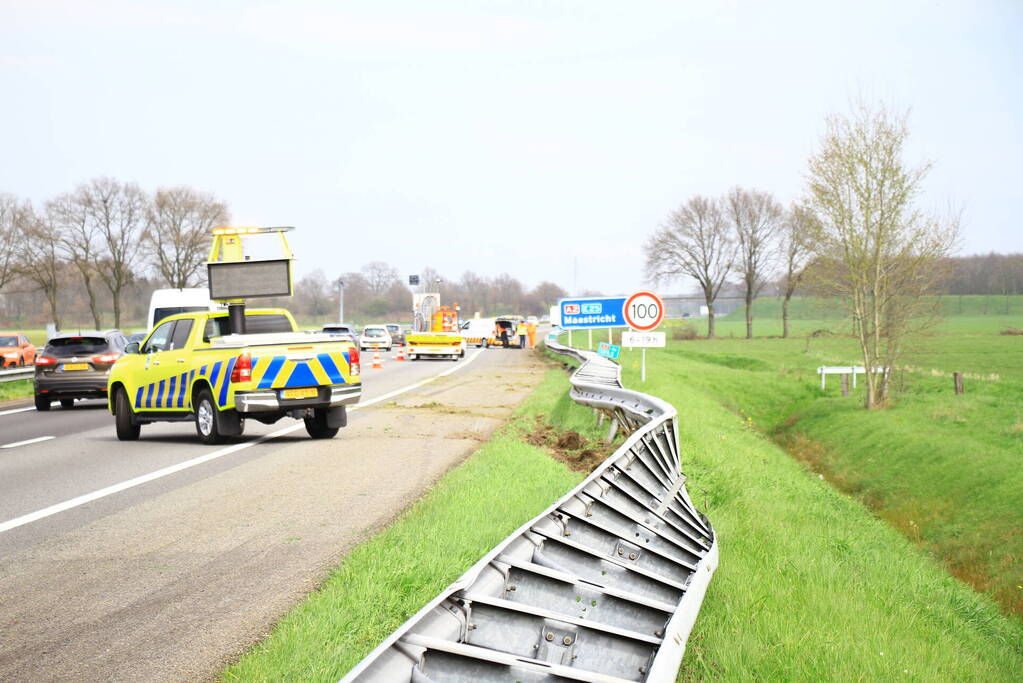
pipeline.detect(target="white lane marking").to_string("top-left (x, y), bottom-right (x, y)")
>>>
top-left (0, 349), bottom-right (483, 535)
top-left (1, 436), bottom-right (56, 449)
top-left (0, 406), bottom-right (35, 417)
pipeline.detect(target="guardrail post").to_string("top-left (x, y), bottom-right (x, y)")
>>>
top-left (605, 414), bottom-right (619, 444)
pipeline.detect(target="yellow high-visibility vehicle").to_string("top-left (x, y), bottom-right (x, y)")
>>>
top-left (108, 308), bottom-right (361, 443)
top-left (406, 305), bottom-right (465, 360)
top-left (107, 225), bottom-right (361, 443)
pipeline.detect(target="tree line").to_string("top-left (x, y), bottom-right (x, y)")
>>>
top-left (0, 178), bottom-right (227, 329)
top-left (646, 101), bottom-right (963, 410)
top-left (281, 263), bottom-right (567, 324)
top-left (0, 178), bottom-right (569, 329)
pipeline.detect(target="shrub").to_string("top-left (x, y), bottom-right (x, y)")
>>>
top-left (671, 323), bottom-right (698, 340)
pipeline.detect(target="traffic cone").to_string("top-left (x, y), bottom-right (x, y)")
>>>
top-left (372, 350), bottom-right (383, 369)
top-left (395, 344), bottom-right (406, 361)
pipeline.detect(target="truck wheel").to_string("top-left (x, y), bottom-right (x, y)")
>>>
top-left (60, 398), bottom-right (74, 409)
top-left (115, 388), bottom-right (141, 441)
top-left (304, 409), bottom-right (339, 439)
top-left (34, 394), bottom-right (51, 411)
top-left (194, 387), bottom-right (239, 445)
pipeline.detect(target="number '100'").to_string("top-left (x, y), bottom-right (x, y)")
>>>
top-left (630, 303), bottom-right (659, 318)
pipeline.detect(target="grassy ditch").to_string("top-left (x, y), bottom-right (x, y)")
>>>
top-left (633, 315), bottom-right (1023, 619)
top-left (221, 366), bottom-right (599, 681)
top-left (614, 348), bottom-right (1023, 680)
top-left (0, 379), bottom-right (33, 402)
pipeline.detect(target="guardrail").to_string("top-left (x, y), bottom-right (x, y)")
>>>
top-left (341, 335), bottom-right (717, 683)
top-left (0, 367), bottom-right (33, 383)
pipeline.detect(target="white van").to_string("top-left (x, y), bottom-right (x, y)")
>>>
top-left (460, 317), bottom-right (495, 348)
top-left (147, 288), bottom-right (224, 331)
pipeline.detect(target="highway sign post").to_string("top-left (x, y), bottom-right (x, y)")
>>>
top-left (558, 296), bottom-right (629, 329)
top-left (623, 290), bottom-right (665, 382)
top-left (558, 295), bottom-right (630, 351)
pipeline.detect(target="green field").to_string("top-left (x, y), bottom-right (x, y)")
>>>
top-left (631, 303), bottom-right (1023, 622)
top-left (616, 345), bottom-right (1023, 679)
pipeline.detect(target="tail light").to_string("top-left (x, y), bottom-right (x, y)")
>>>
top-left (349, 346), bottom-right (360, 376)
top-left (231, 352), bottom-right (252, 383)
top-left (35, 356), bottom-right (57, 366)
top-left (92, 353), bottom-right (121, 364)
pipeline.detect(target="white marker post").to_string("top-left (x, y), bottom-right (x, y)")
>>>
top-left (622, 291), bottom-right (666, 382)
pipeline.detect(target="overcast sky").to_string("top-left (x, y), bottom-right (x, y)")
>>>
top-left (2, 0), bottom-right (1020, 296)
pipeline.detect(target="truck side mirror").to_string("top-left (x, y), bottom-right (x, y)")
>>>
top-left (125, 342), bottom-right (140, 354)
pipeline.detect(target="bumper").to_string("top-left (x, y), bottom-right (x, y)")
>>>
top-left (234, 384), bottom-right (362, 413)
top-left (35, 375), bottom-right (111, 398)
top-left (408, 345), bottom-right (461, 355)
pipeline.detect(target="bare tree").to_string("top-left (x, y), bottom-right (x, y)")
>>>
top-left (779, 203), bottom-right (816, 338)
top-left (48, 191), bottom-right (103, 329)
top-left (0, 194), bottom-right (28, 292)
top-left (80, 178), bottom-right (148, 327)
top-left (144, 187), bottom-right (229, 288)
top-left (726, 187), bottom-right (784, 339)
top-left (362, 261), bottom-right (400, 296)
top-left (17, 206), bottom-right (65, 329)
top-left (645, 195), bottom-right (736, 338)
top-left (805, 101), bottom-right (959, 409)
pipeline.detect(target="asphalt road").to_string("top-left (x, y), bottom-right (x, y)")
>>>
top-left (0, 347), bottom-right (490, 556)
top-left (0, 343), bottom-right (546, 681)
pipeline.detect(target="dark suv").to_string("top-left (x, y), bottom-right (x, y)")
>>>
top-left (34, 330), bottom-right (127, 410)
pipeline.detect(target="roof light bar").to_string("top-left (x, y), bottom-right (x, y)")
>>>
top-left (211, 226), bottom-right (296, 236)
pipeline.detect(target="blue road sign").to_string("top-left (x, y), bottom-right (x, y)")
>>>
top-left (597, 341), bottom-right (621, 359)
top-left (558, 296), bottom-right (628, 329)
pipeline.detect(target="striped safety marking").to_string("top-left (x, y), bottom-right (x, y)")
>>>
top-left (130, 351), bottom-right (354, 411)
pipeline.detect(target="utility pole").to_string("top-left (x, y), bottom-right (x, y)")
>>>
top-left (341, 276), bottom-right (349, 325)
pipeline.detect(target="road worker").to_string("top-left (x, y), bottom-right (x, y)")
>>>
top-left (527, 320), bottom-right (537, 349)
top-left (516, 320), bottom-right (527, 349)
top-left (498, 323), bottom-right (509, 348)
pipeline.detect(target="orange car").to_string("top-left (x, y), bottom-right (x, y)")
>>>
top-left (1, 332), bottom-right (36, 367)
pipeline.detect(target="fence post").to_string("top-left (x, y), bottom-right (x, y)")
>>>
top-left (954, 372), bottom-right (964, 395)
top-left (841, 374), bottom-right (850, 397)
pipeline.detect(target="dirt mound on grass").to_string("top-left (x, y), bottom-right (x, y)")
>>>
top-left (525, 415), bottom-right (605, 472)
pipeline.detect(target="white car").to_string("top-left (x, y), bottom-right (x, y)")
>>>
top-left (358, 325), bottom-right (393, 351)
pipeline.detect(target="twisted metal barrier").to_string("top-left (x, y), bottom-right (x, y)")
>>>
top-left (341, 336), bottom-right (717, 682)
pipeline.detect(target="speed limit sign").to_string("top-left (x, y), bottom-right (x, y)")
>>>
top-left (624, 290), bottom-right (665, 331)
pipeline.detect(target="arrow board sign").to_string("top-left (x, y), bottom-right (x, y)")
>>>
top-left (621, 331), bottom-right (666, 348)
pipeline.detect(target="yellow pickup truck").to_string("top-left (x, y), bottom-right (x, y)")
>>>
top-left (108, 308), bottom-right (360, 444)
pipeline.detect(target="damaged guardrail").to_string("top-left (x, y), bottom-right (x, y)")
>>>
top-left (341, 335), bottom-right (717, 683)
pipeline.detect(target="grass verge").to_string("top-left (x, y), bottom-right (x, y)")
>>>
top-left (0, 379), bottom-right (33, 402)
top-left (221, 366), bottom-right (598, 681)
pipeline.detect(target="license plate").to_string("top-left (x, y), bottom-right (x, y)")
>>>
top-left (63, 363), bottom-right (89, 371)
top-left (282, 387), bottom-right (318, 399)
